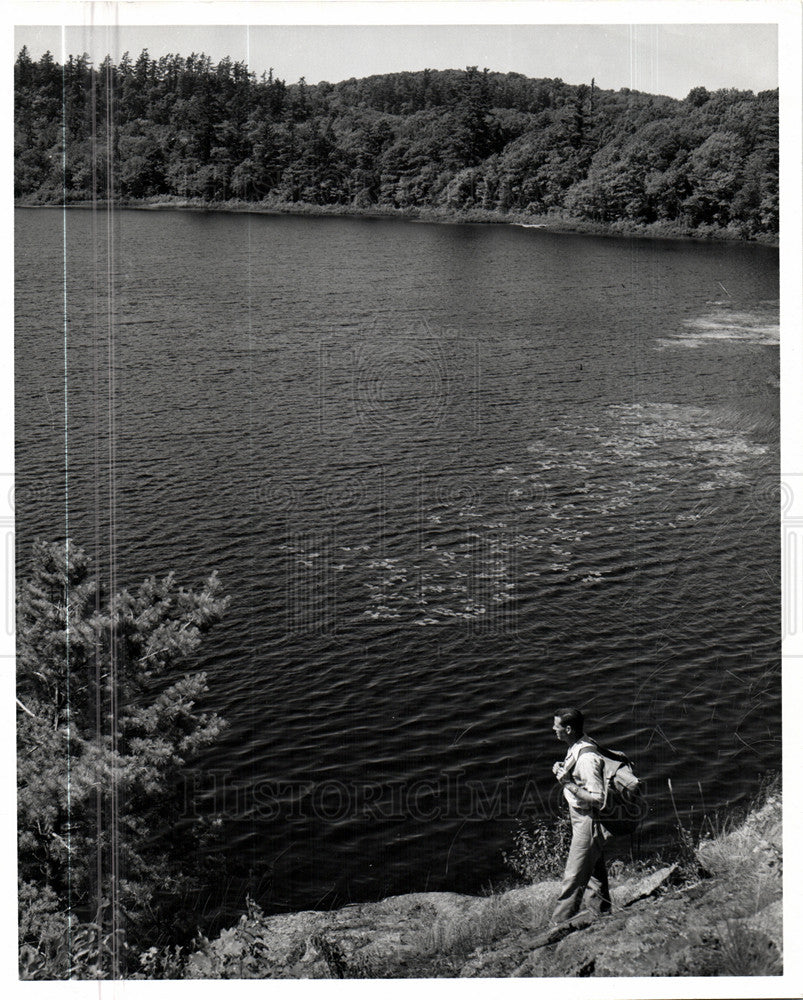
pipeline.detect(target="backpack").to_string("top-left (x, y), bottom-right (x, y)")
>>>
top-left (574, 738), bottom-right (645, 836)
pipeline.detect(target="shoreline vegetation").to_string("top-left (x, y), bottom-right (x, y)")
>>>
top-left (14, 194), bottom-right (780, 246)
top-left (15, 53), bottom-right (778, 245)
top-left (156, 776), bottom-right (785, 979)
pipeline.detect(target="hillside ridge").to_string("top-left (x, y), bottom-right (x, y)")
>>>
top-left (15, 51), bottom-right (778, 241)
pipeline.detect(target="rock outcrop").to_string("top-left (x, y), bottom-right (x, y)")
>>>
top-left (186, 790), bottom-right (781, 978)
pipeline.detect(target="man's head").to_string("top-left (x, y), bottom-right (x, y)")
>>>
top-left (553, 707), bottom-right (585, 745)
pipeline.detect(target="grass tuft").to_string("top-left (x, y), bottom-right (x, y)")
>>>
top-left (716, 920), bottom-right (782, 976)
top-left (695, 774), bottom-right (781, 886)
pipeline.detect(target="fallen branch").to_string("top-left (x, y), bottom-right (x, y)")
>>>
top-left (16, 697), bottom-right (38, 718)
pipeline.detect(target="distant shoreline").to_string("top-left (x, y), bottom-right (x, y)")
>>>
top-left (15, 196), bottom-right (779, 247)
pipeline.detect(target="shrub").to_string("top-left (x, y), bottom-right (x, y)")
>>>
top-left (503, 815), bottom-right (572, 883)
top-left (133, 944), bottom-right (189, 980)
top-left (18, 880), bottom-right (72, 979)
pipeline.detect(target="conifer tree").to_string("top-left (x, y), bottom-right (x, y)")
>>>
top-left (17, 539), bottom-right (229, 979)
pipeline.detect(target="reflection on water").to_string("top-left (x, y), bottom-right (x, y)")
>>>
top-left (658, 301), bottom-right (779, 349)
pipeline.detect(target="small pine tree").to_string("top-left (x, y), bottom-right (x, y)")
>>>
top-left (17, 539), bottom-right (230, 979)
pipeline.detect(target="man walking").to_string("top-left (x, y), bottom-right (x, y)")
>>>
top-left (550, 707), bottom-right (612, 925)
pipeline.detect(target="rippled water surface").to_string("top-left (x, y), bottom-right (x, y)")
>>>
top-left (15, 208), bottom-right (780, 919)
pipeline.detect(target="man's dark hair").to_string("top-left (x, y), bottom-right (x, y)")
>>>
top-left (555, 707), bottom-right (585, 733)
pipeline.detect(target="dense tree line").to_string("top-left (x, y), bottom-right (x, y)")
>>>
top-left (17, 540), bottom-right (229, 978)
top-left (15, 47), bottom-right (778, 237)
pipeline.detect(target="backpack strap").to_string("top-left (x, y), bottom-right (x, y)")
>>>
top-left (570, 744), bottom-right (607, 813)
top-left (578, 738), bottom-right (630, 766)
top-left (572, 743), bottom-right (605, 776)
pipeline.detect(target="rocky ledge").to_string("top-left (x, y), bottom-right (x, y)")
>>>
top-left (186, 791), bottom-right (781, 979)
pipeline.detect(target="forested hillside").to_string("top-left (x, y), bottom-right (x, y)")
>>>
top-left (14, 48), bottom-right (779, 239)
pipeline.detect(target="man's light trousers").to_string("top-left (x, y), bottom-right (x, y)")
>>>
top-left (551, 811), bottom-right (612, 924)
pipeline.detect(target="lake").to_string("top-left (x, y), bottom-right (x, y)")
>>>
top-left (15, 207), bottom-right (780, 922)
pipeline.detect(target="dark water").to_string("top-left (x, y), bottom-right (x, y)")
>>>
top-left (15, 208), bottom-right (780, 920)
